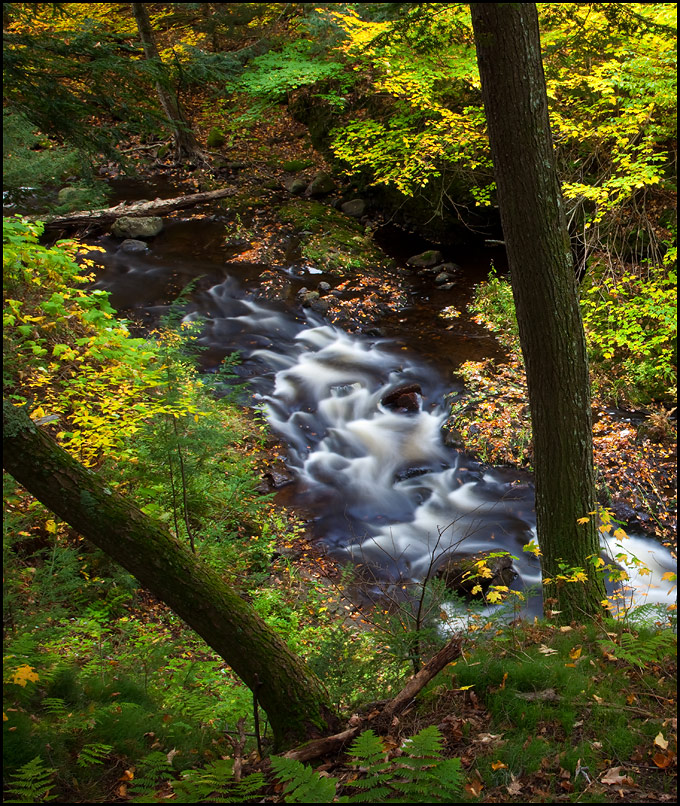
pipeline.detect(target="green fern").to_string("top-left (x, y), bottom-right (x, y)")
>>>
top-left (129, 750), bottom-right (172, 803)
top-left (77, 742), bottom-right (114, 767)
top-left (269, 756), bottom-right (337, 803)
top-left (173, 759), bottom-right (265, 804)
top-left (271, 727), bottom-right (463, 804)
top-left (41, 697), bottom-right (68, 717)
top-left (5, 756), bottom-right (56, 803)
top-left (599, 630), bottom-right (677, 668)
top-left (341, 730), bottom-right (393, 802)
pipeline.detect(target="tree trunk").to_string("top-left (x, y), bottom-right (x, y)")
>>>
top-left (2, 401), bottom-right (338, 750)
top-left (131, 3), bottom-right (206, 164)
top-left (470, 4), bottom-right (606, 621)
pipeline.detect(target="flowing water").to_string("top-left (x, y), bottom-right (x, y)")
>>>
top-left (87, 210), bottom-right (676, 620)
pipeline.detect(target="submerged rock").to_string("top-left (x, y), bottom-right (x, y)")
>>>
top-left (118, 239), bottom-right (149, 253)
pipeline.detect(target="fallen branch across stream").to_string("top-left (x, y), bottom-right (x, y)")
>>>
top-left (283, 634), bottom-right (464, 762)
top-left (32, 187), bottom-right (236, 230)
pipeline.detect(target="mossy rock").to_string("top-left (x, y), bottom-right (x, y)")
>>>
top-left (282, 158), bottom-right (314, 173)
top-left (278, 199), bottom-right (389, 274)
top-left (207, 128), bottom-right (227, 149)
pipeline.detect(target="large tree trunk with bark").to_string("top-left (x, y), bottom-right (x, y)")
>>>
top-left (3, 401), bottom-right (338, 750)
top-left (470, 3), bottom-right (606, 621)
top-left (131, 3), bottom-right (206, 164)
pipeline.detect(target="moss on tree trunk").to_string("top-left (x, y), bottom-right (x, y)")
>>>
top-left (3, 401), bottom-right (338, 749)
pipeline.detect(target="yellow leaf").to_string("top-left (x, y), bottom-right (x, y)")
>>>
top-left (459, 684), bottom-right (475, 691)
top-left (577, 517), bottom-right (590, 525)
top-left (491, 760), bottom-right (507, 770)
top-left (30, 406), bottom-right (45, 421)
top-left (654, 732), bottom-right (669, 750)
top-left (11, 665), bottom-right (40, 687)
top-left (569, 646), bottom-right (582, 660)
top-left (45, 520), bottom-right (57, 534)
top-left (661, 572), bottom-right (677, 582)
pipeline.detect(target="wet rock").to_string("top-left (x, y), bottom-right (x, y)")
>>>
top-left (307, 172), bottom-right (336, 198)
top-left (111, 216), bottom-right (163, 239)
top-left (406, 249), bottom-right (443, 268)
top-left (435, 272), bottom-right (453, 285)
top-left (381, 383), bottom-right (422, 412)
top-left (439, 282), bottom-right (456, 291)
top-left (318, 281), bottom-right (332, 293)
top-left (285, 177), bottom-right (308, 195)
top-left (433, 262), bottom-right (461, 274)
top-left (310, 297), bottom-right (330, 316)
top-left (341, 199), bottom-right (366, 218)
top-left (118, 239), bottom-right (149, 254)
top-left (442, 426), bottom-right (465, 450)
top-left (436, 551), bottom-right (516, 598)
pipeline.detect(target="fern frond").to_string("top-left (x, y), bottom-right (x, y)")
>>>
top-left (173, 759), bottom-right (265, 804)
top-left (77, 742), bottom-right (113, 767)
top-left (6, 756), bottom-right (56, 803)
top-left (129, 750), bottom-right (172, 803)
top-left (41, 697), bottom-right (68, 717)
top-left (269, 755), bottom-right (336, 803)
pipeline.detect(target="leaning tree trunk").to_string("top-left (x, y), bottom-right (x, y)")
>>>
top-left (470, 3), bottom-right (606, 621)
top-left (3, 401), bottom-right (338, 750)
top-left (131, 3), bottom-right (206, 164)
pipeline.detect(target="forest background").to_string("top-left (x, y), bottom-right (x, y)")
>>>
top-left (3, 3), bottom-right (677, 803)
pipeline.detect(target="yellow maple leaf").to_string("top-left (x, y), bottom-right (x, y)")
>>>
top-left (11, 665), bottom-right (39, 687)
top-left (577, 516), bottom-right (590, 525)
top-left (569, 646), bottom-right (583, 660)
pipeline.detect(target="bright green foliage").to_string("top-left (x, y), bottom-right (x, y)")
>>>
top-left (270, 755), bottom-right (338, 803)
top-left (581, 263), bottom-right (677, 404)
top-left (5, 756), bottom-right (56, 803)
top-left (270, 727), bottom-right (463, 803)
top-left (237, 40), bottom-right (347, 101)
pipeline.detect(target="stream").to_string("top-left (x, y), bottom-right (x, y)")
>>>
top-left (84, 189), bottom-right (676, 621)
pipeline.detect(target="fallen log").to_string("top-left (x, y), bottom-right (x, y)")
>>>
top-left (31, 188), bottom-right (236, 230)
top-left (283, 633), bottom-right (463, 762)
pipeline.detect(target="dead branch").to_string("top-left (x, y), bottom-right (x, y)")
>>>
top-left (31, 188), bottom-right (236, 230)
top-left (282, 633), bottom-right (464, 763)
top-left (380, 633), bottom-right (463, 723)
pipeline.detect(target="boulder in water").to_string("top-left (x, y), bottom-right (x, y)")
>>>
top-left (111, 216), bottom-right (163, 239)
top-left (381, 383), bottom-right (422, 412)
top-left (436, 551), bottom-right (516, 598)
top-left (406, 250), bottom-right (443, 269)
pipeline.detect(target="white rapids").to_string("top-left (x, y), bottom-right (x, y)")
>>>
top-left (179, 276), bottom-right (676, 617)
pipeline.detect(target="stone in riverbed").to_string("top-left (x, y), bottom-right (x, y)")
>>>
top-left (406, 249), bottom-right (443, 268)
top-left (436, 551), bottom-right (517, 598)
top-left (111, 216), bottom-right (163, 239)
top-left (381, 383), bottom-right (422, 412)
top-left (118, 239), bottom-right (149, 253)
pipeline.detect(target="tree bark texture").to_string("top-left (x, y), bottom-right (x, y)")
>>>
top-left (131, 3), bottom-right (205, 163)
top-left (470, 4), bottom-right (606, 620)
top-left (3, 401), bottom-right (338, 749)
